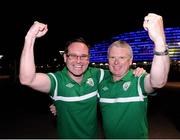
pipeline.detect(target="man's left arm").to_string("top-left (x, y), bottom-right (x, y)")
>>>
top-left (143, 13), bottom-right (170, 93)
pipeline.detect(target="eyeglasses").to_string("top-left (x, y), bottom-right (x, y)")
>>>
top-left (66, 54), bottom-right (89, 61)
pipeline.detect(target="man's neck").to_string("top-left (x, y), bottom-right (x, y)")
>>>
top-left (68, 71), bottom-right (83, 84)
top-left (73, 76), bottom-right (83, 84)
top-left (112, 71), bottom-right (129, 82)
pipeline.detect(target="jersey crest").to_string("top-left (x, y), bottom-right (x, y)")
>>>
top-left (86, 78), bottom-right (94, 87)
top-left (123, 81), bottom-right (131, 91)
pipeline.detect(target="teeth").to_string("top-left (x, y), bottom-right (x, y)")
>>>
top-left (114, 66), bottom-right (120, 69)
top-left (74, 65), bottom-right (82, 68)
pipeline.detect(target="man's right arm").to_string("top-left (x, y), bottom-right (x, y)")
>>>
top-left (19, 21), bottom-right (51, 93)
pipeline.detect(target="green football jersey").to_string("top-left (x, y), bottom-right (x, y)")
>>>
top-left (99, 69), bottom-right (148, 139)
top-left (48, 67), bottom-right (107, 138)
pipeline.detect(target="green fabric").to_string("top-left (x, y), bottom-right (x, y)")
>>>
top-left (47, 67), bottom-right (107, 138)
top-left (99, 69), bottom-right (148, 139)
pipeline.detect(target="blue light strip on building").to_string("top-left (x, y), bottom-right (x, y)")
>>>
top-left (90, 27), bottom-right (180, 62)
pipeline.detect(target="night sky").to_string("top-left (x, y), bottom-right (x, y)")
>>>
top-left (1, 0), bottom-right (179, 63)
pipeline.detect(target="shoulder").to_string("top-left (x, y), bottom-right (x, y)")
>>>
top-left (88, 67), bottom-right (102, 73)
top-left (47, 70), bottom-right (62, 80)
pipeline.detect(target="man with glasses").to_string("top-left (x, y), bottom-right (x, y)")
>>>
top-left (19, 21), bottom-right (144, 138)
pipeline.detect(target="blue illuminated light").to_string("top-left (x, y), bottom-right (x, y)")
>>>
top-left (90, 27), bottom-right (180, 62)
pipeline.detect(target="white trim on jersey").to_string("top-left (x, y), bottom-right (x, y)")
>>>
top-left (137, 74), bottom-right (145, 101)
top-left (99, 69), bottom-right (104, 83)
top-left (100, 96), bottom-right (147, 103)
top-left (49, 73), bottom-right (58, 97)
top-left (53, 90), bottom-right (98, 102)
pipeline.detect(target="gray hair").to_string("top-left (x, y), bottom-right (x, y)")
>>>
top-left (107, 40), bottom-right (133, 59)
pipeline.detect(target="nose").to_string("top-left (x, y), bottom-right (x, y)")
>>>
top-left (76, 56), bottom-right (81, 63)
top-left (114, 58), bottom-right (120, 64)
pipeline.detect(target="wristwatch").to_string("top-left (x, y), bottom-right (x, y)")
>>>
top-left (154, 48), bottom-right (169, 56)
